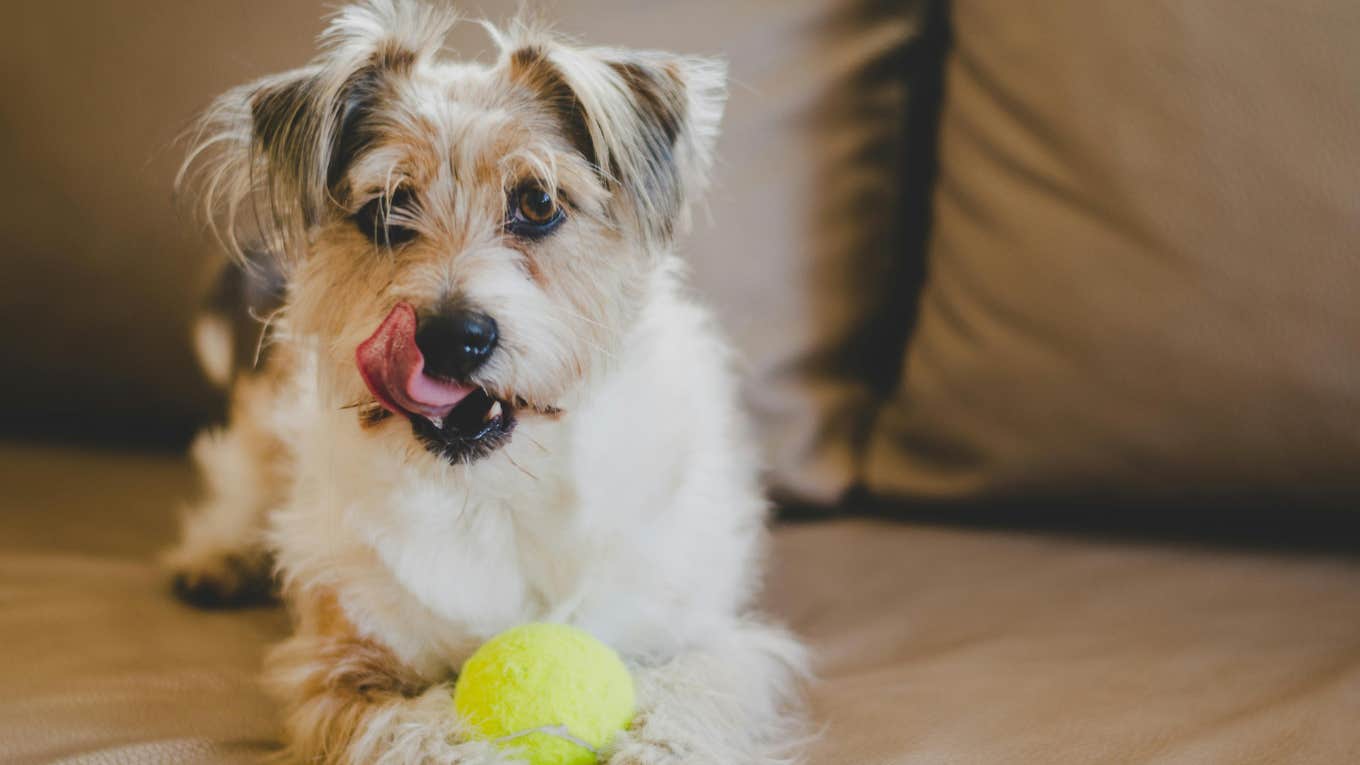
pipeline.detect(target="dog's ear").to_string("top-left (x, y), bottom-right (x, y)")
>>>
top-left (180, 0), bottom-right (455, 263)
top-left (505, 38), bottom-right (728, 242)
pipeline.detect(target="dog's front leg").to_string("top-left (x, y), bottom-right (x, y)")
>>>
top-left (164, 369), bottom-right (289, 608)
top-left (266, 595), bottom-right (521, 765)
top-left (608, 619), bottom-right (811, 765)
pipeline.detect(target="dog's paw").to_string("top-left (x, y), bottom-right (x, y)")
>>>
top-left (166, 548), bottom-right (275, 609)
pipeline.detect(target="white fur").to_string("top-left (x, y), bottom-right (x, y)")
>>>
top-left (193, 314), bottom-right (235, 387)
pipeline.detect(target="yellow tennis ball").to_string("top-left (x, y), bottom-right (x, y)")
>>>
top-left (453, 623), bottom-right (636, 765)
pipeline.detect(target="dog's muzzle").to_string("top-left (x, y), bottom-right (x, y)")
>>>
top-left (356, 302), bottom-right (515, 462)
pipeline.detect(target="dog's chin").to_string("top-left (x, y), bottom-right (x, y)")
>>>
top-left (407, 387), bottom-right (517, 464)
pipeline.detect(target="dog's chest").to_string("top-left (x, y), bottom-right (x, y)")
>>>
top-left (363, 468), bottom-right (593, 643)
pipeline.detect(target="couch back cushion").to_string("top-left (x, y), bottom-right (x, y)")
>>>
top-left (867, 0), bottom-right (1360, 506)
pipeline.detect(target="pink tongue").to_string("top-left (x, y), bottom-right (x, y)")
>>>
top-left (356, 303), bottom-right (476, 420)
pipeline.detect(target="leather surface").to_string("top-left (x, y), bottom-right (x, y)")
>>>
top-left (0, 0), bottom-right (916, 508)
top-left (4, 443), bottom-right (1360, 763)
top-left (868, 0), bottom-right (1360, 505)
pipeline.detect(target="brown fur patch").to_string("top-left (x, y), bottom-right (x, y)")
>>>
top-left (508, 45), bottom-right (598, 170)
top-left (519, 249), bottom-right (547, 286)
top-left (267, 590), bottom-right (433, 762)
top-left (292, 592), bottom-right (424, 689)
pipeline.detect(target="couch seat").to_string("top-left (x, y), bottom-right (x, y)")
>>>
top-left (2, 442), bottom-right (1358, 764)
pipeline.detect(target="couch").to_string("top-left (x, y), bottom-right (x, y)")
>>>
top-left (3, 0), bottom-right (1359, 763)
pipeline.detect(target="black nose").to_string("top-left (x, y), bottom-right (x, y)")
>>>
top-left (415, 309), bottom-right (499, 380)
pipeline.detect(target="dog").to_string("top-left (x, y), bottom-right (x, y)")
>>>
top-left (164, 2), bottom-right (809, 762)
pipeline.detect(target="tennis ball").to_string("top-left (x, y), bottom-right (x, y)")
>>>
top-left (453, 623), bottom-right (636, 765)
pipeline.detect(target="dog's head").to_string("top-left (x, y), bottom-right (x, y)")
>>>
top-left (183, 0), bottom-right (725, 463)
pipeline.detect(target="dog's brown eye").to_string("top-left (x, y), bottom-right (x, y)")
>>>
top-left (354, 188), bottom-right (418, 248)
top-left (507, 183), bottom-right (565, 238)
top-left (518, 186), bottom-right (557, 224)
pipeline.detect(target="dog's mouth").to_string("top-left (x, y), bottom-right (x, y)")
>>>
top-left (407, 386), bottom-right (516, 461)
top-left (356, 303), bottom-right (516, 462)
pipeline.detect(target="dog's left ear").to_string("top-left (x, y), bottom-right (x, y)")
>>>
top-left (508, 41), bottom-right (727, 242)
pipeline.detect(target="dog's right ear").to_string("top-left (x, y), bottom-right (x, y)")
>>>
top-left (179, 0), bottom-right (455, 264)
top-left (499, 29), bottom-right (727, 246)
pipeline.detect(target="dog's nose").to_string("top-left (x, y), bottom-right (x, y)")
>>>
top-left (415, 309), bottom-right (499, 380)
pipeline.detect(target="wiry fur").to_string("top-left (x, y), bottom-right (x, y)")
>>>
top-left (167, 2), bottom-right (809, 763)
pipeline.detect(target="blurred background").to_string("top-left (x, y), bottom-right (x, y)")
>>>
top-left (4, 2), bottom-right (1360, 763)
top-left (2, 3), bottom-right (325, 445)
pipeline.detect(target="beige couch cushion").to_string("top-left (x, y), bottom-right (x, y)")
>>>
top-left (867, 0), bottom-right (1360, 505)
top-left (4, 443), bottom-right (1360, 763)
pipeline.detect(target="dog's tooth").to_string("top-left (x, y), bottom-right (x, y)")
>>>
top-left (486, 401), bottom-right (503, 422)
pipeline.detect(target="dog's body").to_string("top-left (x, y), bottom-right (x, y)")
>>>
top-left (165, 2), bottom-right (807, 763)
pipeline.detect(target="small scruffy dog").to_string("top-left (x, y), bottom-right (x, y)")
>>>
top-left (165, 1), bottom-right (808, 763)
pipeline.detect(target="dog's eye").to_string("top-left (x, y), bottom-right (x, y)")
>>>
top-left (354, 188), bottom-right (418, 248)
top-left (517, 186), bottom-right (558, 224)
top-left (507, 183), bottom-right (565, 238)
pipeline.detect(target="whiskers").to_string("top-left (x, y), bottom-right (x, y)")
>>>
top-left (505, 452), bottom-right (539, 482)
